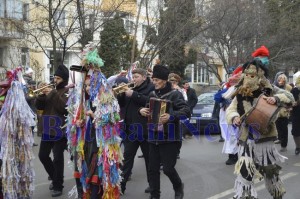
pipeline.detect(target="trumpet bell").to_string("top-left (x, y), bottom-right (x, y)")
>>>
top-left (28, 89), bottom-right (35, 98)
top-left (113, 83), bottom-right (135, 95)
top-left (27, 83), bottom-right (55, 97)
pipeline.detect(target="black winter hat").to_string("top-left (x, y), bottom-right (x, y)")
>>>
top-left (152, 64), bottom-right (169, 80)
top-left (54, 64), bottom-right (69, 81)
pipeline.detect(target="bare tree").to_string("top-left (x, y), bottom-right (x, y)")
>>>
top-left (136, 0), bottom-right (205, 71)
top-left (130, 0), bottom-right (162, 68)
top-left (23, 0), bottom-right (79, 71)
top-left (75, 0), bottom-right (127, 48)
top-left (10, 0), bottom-right (127, 74)
top-left (192, 0), bottom-right (300, 81)
top-left (192, 0), bottom-right (262, 81)
top-left (263, 0), bottom-right (300, 73)
top-left (30, 57), bottom-right (45, 82)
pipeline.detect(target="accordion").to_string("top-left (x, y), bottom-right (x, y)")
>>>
top-left (148, 97), bottom-right (171, 131)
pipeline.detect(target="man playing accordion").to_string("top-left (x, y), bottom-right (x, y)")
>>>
top-left (140, 64), bottom-right (190, 199)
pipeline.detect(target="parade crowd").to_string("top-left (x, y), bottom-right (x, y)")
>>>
top-left (0, 45), bottom-right (299, 199)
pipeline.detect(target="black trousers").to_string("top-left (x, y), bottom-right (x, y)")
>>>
top-left (149, 142), bottom-right (182, 198)
top-left (276, 117), bottom-right (289, 148)
top-left (38, 137), bottom-right (67, 191)
top-left (121, 139), bottom-right (150, 187)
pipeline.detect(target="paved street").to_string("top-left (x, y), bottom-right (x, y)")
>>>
top-left (33, 124), bottom-right (300, 199)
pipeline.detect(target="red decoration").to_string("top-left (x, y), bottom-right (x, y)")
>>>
top-left (252, 46), bottom-right (270, 57)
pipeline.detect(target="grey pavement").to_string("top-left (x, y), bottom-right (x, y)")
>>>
top-left (32, 124), bottom-right (300, 199)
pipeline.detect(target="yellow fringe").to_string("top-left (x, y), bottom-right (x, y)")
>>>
top-left (234, 157), bottom-right (263, 180)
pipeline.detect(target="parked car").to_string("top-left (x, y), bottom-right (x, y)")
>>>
top-left (189, 91), bottom-right (220, 135)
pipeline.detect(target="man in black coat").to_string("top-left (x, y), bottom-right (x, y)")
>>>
top-left (35, 65), bottom-right (69, 197)
top-left (182, 80), bottom-right (198, 113)
top-left (140, 65), bottom-right (190, 199)
top-left (182, 80), bottom-right (198, 138)
top-left (117, 68), bottom-right (154, 194)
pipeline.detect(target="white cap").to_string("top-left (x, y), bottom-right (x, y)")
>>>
top-left (25, 67), bottom-right (33, 74)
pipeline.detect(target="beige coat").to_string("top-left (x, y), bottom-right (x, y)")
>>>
top-left (277, 84), bottom-right (292, 118)
top-left (226, 85), bottom-right (295, 142)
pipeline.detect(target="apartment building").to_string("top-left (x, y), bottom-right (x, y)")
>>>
top-left (28, 0), bottom-right (82, 82)
top-left (101, 0), bottom-right (160, 66)
top-left (0, 0), bottom-right (29, 74)
top-left (27, 0), bottom-right (161, 82)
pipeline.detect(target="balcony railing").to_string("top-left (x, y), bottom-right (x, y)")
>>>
top-left (0, 18), bottom-right (25, 39)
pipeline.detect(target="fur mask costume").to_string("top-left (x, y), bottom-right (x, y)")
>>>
top-left (237, 59), bottom-right (270, 97)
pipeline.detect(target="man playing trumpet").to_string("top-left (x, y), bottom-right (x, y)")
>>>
top-left (35, 64), bottom-right (69, 197)
top-left (117, 68), bottom-right (154, 195)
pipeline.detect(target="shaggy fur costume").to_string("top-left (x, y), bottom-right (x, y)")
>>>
top-left (226, 60), bottom-right (295, 199)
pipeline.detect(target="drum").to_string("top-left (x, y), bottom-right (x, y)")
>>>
top-left (245, 95), bottom-right (280, 133)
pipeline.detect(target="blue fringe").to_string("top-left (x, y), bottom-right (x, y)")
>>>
top-left (80, 161), bottom-right (88, 190)
top-left (98, 164), bottom-right (103, 178)
top-left (110, 163), bottom-right (119, 185)
top-left (90, 72), bottom-right (102, 101)
top-left (214, 88), bottom-right (227, 103)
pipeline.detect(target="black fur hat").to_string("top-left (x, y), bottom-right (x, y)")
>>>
top-left (152, 65), bottom-right (169, 80)
top-left (54, 64), bottom-right (69, 81)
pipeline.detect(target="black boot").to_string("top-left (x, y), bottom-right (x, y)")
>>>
top-left (293, 136), bottom-right (300, 155)
top-left (149, 195), bottom-right (160, 199)
top-left (51, 190), bottom-right (62, 197)
top-left (145, 186), bottom-right (152, 193)
top-left (225, 154), bottom-right (238, 165)
top-left (219, 136), bottom-right (224, 142)
top-left (175, 183), bottom-right (184, 199)
top-left (138, 154), bottom-right (144, 158)
top-left (49, 182), bottom-right (53, 190)
top-left (120, 182), bottom-right (126, 195)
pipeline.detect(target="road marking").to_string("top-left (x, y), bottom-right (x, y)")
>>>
top-left (206, 172), bottom-right (298, 199)
top-left (294, 162), bottom-right (300, 167)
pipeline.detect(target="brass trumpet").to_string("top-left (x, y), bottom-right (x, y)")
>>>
top-left (28, 84), bottom-right (55, 97)
top-left (113, 83), bottom-right (135, 95)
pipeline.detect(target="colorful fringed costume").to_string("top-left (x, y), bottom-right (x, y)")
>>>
top-left (225, 47), bottom-right (295, 199)
top-left (0, 68), bottom-right (35, 199)
top-left (66, 44), bottom-right (122, 199)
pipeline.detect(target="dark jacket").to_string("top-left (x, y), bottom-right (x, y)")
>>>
top-left (118, 78), bottom-right (154, 138)
top-left (24, 75), bottom-right (37, 113)
top-left (291, 87), bottom-right (300, 136)
top-left (35, 81), bottom-right (69, 137)
top-left (186, 87), bottom-right (198, 112)
top-left (148, 82), bottom-right (190, 143)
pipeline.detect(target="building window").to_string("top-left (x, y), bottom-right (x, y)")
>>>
top-left (142, 24), bottom-right (147, 38)
top-left (49, 51), bottom-right (69, 75)
top-left (195, 1), bottom-right (204, 16)
top-left (63, 53), bottom-right (69, 67)
top-left (50, 51), bottom-right (62, 75)
top-left (21, 48), bottom-right (29, 67)
top-left (23, 3), bottom-right (29, 21)
top-left (124, 19), bottom-right (134, 34)
top-left (54, 10), bottom-right (66, 27)
top-left (0, 48), bottom-right (4, 66)
top-left (0, 0), bottom-right (24, 19)
top-left (87, 14), bottom-right (95, 29)
top-left (0, 0), bottom-right (4, 18)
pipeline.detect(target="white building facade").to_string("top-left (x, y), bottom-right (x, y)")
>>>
top-left (0, 0), bottom-right (30, 75)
